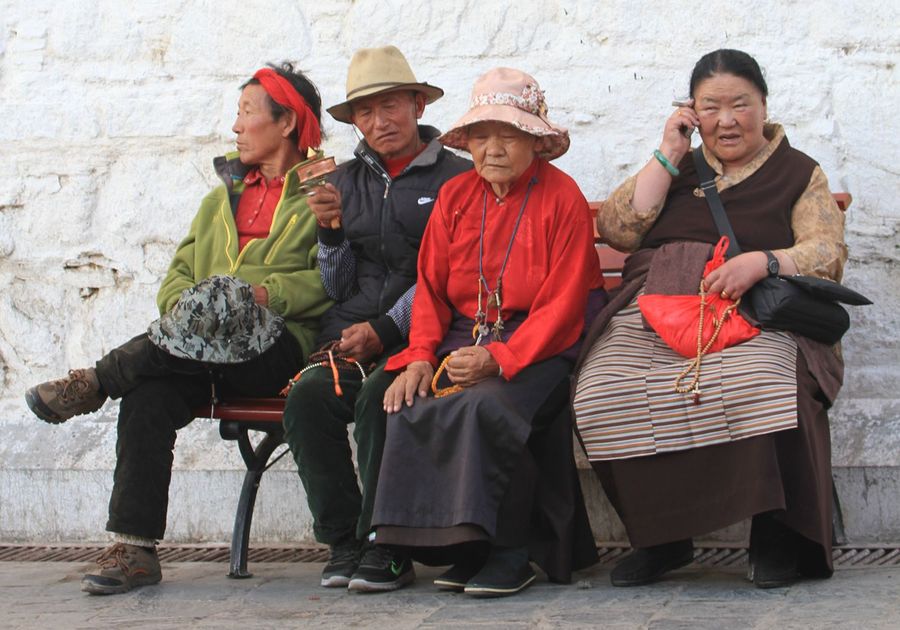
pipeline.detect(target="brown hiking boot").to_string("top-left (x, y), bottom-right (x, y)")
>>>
top-left (81, 543), bottom-right (162, 595)
top-left (25, 368), bottom-right (106, 424)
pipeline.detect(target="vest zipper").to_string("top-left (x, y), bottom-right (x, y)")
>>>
top-left (377, 172), bottom-right (393, 312)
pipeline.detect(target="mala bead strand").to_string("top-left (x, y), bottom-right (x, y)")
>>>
top-left (279, 341), bottom-right (368, 397)
top-left (432, 355), bottom-right (463, 398)
top-left (673, 282), bottom-right (742, 404)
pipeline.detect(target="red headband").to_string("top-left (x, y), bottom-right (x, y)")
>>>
top-left (253, 68), bottom-right (321, 152)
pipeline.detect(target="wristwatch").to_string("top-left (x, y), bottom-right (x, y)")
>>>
top-left (762, 250), bottom-right (779, 277)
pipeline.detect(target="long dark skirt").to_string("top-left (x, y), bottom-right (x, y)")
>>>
top-left (593, 350), bottom-right (834, 575)
top-left (372, 357), bottom-right (598, 583)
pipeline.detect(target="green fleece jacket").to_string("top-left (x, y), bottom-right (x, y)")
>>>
top-left (157, 152), bottom-right (332, 360)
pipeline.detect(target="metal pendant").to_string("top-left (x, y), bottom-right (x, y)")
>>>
top-left (491, 317), bottom-right (504, 341)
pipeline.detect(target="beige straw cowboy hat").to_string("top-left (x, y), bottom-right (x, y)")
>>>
top-left (438, 67), bottom-right (570, 160)
top-left (327, 45), bottom-right (444, 124)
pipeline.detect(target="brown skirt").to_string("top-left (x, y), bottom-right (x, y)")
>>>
top-left (592, 349), bottom-right (833, 574)
top-left (372, 357), bottom-right (598, 583)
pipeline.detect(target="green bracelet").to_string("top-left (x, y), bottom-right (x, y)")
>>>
top-left (653, 149), bottom-right (680, 177)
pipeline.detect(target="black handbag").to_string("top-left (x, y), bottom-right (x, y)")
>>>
top-left (693, 148), bottom-right (871, 344)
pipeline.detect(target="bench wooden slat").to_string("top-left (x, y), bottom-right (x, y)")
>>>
top-left (195, 398), bottom-right (285, 422)
top-left (203, 190), bottom-right (852, 578)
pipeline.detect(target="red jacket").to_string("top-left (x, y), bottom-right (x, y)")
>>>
top-left (386, 158), bottom-right (602, 379)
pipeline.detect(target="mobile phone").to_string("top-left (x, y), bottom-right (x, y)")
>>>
top-left (671, 99), bottom-right (695, 137)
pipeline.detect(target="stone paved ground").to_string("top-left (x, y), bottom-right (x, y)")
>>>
top-left (1, 561), bottom-right (897, 629)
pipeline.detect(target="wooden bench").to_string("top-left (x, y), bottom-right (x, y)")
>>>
top-left (203, 191), bottom-right (852, 578)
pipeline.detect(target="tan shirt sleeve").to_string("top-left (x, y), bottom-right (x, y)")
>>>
top-left (776, 165), bottom-right (848, 282)
top-left (596, 175), bottom-right (665, 252)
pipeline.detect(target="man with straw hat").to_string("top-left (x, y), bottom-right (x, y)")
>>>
top-left (24, 63), bottom-right (332, 594)
top-left (281, 45), bottom-right (470, 593)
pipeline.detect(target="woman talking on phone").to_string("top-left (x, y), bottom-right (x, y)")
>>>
top-left (572, 49), bottom-right (847, 588)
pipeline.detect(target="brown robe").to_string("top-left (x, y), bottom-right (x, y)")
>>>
top-left (373, 357), bottom-right (599, 583)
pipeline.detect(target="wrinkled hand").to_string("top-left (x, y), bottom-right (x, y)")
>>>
top-left (659, 99), bottom-right (700, 168)
top-left (445, 345), bottom-right (500, 387)
top-left (307, 182), bottom-right (342, 229)
top-left (703, 251), bottom-right (768, 300)
top-left (252, 285), bottom-right (269, 306)
top-left (383, 361), bottom-right (433, 413)
top-left (338, 322), bottom-right (383, 363)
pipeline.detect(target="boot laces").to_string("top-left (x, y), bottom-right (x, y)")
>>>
top-left (96, 543), bottom-right (130, 570)
top-left (57, 369), bottom-right (94, 403)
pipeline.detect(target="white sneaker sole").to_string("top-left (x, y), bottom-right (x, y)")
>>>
top-left (347, 569), bottom-right (415, 592)
top-left (320, 574), bottom-right (352, 588)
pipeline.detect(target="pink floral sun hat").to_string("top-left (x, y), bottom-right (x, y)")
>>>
top-left (438, 67), bottom-right (570, 160)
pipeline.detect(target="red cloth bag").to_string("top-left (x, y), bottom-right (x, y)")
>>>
top-left (637, 237), bottom-right (760, 358)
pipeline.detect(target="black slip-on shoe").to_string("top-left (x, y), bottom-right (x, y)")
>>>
top-left (464, 547), bottom-right (536, 598)
top-left (749, 512), bottom-right (800, 589)
top-left (434, 562), bottom-right (484, 591)
top-left (610, 539), bottom-right (694, 587)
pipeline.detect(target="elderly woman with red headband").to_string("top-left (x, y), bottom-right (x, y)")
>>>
top-left (371, 68), bottom-right (604, 598)
top-left (24, 62), bottom-right (332, 595)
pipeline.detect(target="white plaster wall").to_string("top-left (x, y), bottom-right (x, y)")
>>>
top-left (1, 0), bottom-right (898, 542)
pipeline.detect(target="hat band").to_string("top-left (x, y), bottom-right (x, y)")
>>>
top-left (470, 85), bottom-right (548, 117)
top-left (346, 80), bottom-right (414, 100)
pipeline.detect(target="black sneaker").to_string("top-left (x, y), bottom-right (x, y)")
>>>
top-left (321, 539), bottom-right (361, 588)
top-left (347, 545), bottom-right (415, 592)
top-left (610, 539), bottom-right (694, 587)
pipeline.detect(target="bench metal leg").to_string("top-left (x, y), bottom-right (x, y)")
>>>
top-left (220, 422), bottom-right (284, 579)
top-left (229, 465), bottom-right (266, 578)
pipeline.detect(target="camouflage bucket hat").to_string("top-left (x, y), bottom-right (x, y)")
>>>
top-left (147, 275), bottom-right (285, 364)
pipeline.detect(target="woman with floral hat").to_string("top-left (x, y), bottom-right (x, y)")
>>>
top-left (372, 67), bottom-right (604, 598)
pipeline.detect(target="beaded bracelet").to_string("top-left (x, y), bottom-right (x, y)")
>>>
top-left (653, 149), bottom-right (680, 177)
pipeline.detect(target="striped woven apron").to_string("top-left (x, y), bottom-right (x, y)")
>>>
top-left (574, 299), bottom-right (798, 462)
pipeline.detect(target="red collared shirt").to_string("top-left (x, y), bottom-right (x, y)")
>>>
top-left (382, 144), bottom-right (427, 178)
top-left (234, 169), bottom-right (285, 251)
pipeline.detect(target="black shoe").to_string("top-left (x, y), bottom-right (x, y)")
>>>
top-left (434, 562), bottom-right (484, 591)
top-left (464, 546), bottom-right (536, 598)
top-left (610, 539), bottom-right (694, 587)
top-left (347, 545), bottom-right (415, 592)
top-left (749, 512), bottom-right (800, 589)
top-left (320, 539), bottom-right (361, 588)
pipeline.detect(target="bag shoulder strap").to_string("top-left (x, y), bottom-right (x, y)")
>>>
top-left (692, 147), bottom-right (742, 257)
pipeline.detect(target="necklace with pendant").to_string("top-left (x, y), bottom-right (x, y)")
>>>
top-left (473, 177), bottom-right (537, 345)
